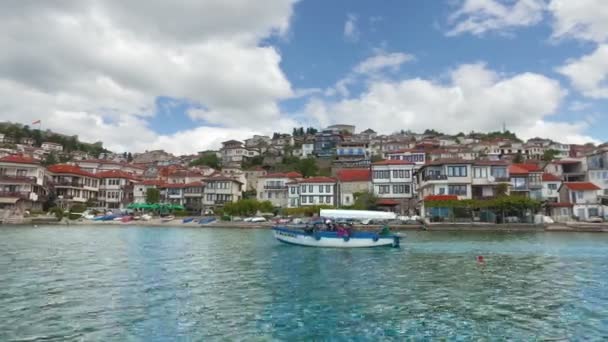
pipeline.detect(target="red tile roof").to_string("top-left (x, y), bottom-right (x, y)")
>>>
top-left (562, 182), bottom-right (600, 191)
top-left (0, 154), bottom-right (40, 165)
top-left (372, 160), bottom-right (414, 165)
top-left (424, 195), bottom-right (459, 201)
top-left (336, 169), bottom-right (371, 182)
top-left (299, 176), bottom-right (336, 183)
top-left (509, 163), bottom-right (541, 175)
top-left (542, 173), bottom-right (561, 182)
top-left (96, 170), bottom-right (140, 180)
top-left (377, 199), bottom-right (399, 206)
top-left (140, 180), bottom-right (165, 186)
top-left (48, 164), bottom-right (98, 178)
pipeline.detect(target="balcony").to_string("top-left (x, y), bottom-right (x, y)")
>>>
top-left (528, 181), bottom-right (542, 189)
top-left (264, 185), bottom-right (287, 190)
top-left (0, 175), bottom-right (37, 183)
top-left (423, 174), bottom-right (448, 181)
top-left (0, 191), bottom-right (31, 199)
top-left (53, 180), bottom-right (84, 188)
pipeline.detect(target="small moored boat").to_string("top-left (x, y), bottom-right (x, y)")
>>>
top-left (272, 226), bottom-right (401, 248)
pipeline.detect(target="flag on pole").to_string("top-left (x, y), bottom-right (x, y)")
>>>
top-left (32, 120), bottom-right (41, 125)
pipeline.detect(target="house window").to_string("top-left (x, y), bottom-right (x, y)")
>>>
top-left (373, 170), bottom-right (390, 179)
top-left (576, 191), bottom-right (583, 200)
top-left (438, 187), bottom-right (446, 195)
top-left (548, 184), bottom-right (557, 190)
top-left (290, 187), bottom-right (295, 194)
top-left (378, 185), bottom-right (390, 194)
top-left (302, 196), bottom-right (307, 204)
top-left (301, 185), bottom-right (306, 193)
top-left (588, 208), bottom-right (599, 217)
top-left (309, 185), bottom-right (313, 193)
top-left (17, 169), bottom-right (27, 177)
top-left (447, 166), bottom-right (467, 177)
top-left (448, 185), bottom-right (467, 196)
top-left (325, 196), bottom-right (331, 204)
top-left (473, 167), bottom-right (487, 178)
top-left (345, 195), bottom-right (350, 203)
top-left (319, 185), bottom-right (324, 193)
top-left (325, 185), bottom-right (331, 193)
top-left (491, 167), bottom-right (507, 178)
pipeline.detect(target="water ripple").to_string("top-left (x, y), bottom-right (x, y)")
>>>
top-left (1, 226), bottom-right (608, 340)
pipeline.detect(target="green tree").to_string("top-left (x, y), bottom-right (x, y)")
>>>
top-left (296, 157), bottom-right (319, 177)
top-left (542, 149), bottom-right (560, 162)
top-left (190, 153), bottom-right (220, 169)
top-left (146, 188), bottom-right (160, 204)
top-left (350, 191), bottom-right (378, 210)
top-left (127, 152), bottom-right (133, 162)
top-left (513, 152), bottom-right (524, 163)
top-left (42, 152), bottom-right (58, 166)
top-left (371, 155), bottom-right (384, 163)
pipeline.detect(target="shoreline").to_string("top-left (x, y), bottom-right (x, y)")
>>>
top-left (4, 218), bottom-right (608, 232)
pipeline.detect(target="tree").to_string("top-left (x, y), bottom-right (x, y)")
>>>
top-left (127, 152), bottom-right (133, 162)
top-left (371, 155), bottom-right (384, 163)
top-left (542, 149), bottom-right (560, 162)
top-left (350, 191), bottom-right (378, 210)
top-left (513, 152), bottom-right (524, 163)
top-left (190, 153), bottom-right (220, 169)
top-left (146, 188), bottom-right (160, 204)
top-left (296, 157), bottom-right (318, 177)
top-left (42, 152), bottom-right (58, 166)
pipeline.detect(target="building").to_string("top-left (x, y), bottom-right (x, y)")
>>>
top-left (385, 149), bottom-right (426, 166)
top-left (544, 159), bottom-right (587, 182)
top-left (75, 159), bottom-right (145, 176)
top-left (182, 182), bottom-right (205, 212)
top-left (97, 170), bottom-right (139, 209)
top-left (166, 170), bottom-right (205, 184)
top-left (327, 124), bottom-right (355, 135)
top-left (336, 169), bottom-right (371, 206)
top-left (243, 167), bottom-right (267, 192)
top-left (586, 149), bottom-right (608, 197)
top-left (509, 163), bottom-right (543, 199)
top-left (313, 130), bottom-right (343, 158)
top-left (244, 135), bottom-right (271, 149)
top-left (0, 155), bottom-right (48, 211)
top-left (133, 180), bottom-right (164, 204)
top-left (556, 182), bottom-right (602, 221)
top-left (417, 160), bottom-right (473, 201)
top-left (47, 164), bottom-right (99, 208)
top-left (19, 137), bottom-right (35, 146)
top-left (541, 173), bottom-right (561, 203)
top-left (372, 160), bottom-right (416, 214)
top-left (132, 150), bottom-right (174, 164)
top-left (257, 172), bottom-right (302, 208)
top-left (202, 176), bottom-right (243, 209)
top-left (549, 143), bottom-right (570, 159)
top-left (334, 141), bottom-right (371, 168)
top-left (220, 140), bottom-right (259, 167)
top-left (471, 160), bottom-right (510, 199)
top-left (41, 142), bottom-right (63, 152)
top-left (287, 177), bottom-right (337, 208)
top-left (301, 143), bottom-right (314, 159)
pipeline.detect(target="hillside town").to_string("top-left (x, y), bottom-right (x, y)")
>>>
top-left (1, 122), bottom-right (607, 224)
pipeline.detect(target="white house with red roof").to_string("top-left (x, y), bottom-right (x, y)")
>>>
top-left (257, 172), bottom-right (302, 208)
top-left (541, 173), bottom-right (561, 203)
top-left (0, 154), bottom-right (48, 211)
top-left (287, 176), bottom-right (337, 208)
top-left (556, 182), bottom-right (602, 221)
top-left (417, 159), bottom-right (473, 201)
top-left (508, 163), bottom-right (543, 199)
top-left (75, 159), bottom-right (145, 176)
top-left (47, 164), bottom-right (99, 208)
top-left (336, 168), bottom-right (371, 206)
top-left (372, 160), bottom-right (416, 214)
top-left (97, 170), bottom-right (140, 209)
top-left (133, 179), bottom-right (165, 204)
top-left (202, 175), bottom-right (243, 209)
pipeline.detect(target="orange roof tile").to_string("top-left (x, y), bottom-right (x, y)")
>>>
top-left (48, 164), bottom-right (98, 178)
top-left (336, 169), bottom-right (371, 182)
top-left (562, 182), bottom-right (600, 191)
top-left (542, 173), bottom-right (561, 182)
top-left (0, 154), bottom-right (40, 165)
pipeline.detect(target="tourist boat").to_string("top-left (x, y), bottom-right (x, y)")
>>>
top-left (272, 226), bottom-right (401, 248)
top-left (161, 215), bottom-right (175, 222)
top-left (198, 217), bottom-right (216, 225)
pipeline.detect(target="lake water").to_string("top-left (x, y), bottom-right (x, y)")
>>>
top-left (1, 226), bottom-right (607, 340)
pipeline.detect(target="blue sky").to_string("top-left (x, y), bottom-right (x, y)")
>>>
top-left (2, 0), bottom-right (607, 153)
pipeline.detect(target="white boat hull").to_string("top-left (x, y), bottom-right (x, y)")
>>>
top-left (273, 227), bottom-right (400, 248)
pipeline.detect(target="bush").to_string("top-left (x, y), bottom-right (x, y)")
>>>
top-left (70, 204), bottom-right (86, 213)
top-left (172, 210), bottom-right (189, 217)
top-left (49, 207), bottom-right (64, 221)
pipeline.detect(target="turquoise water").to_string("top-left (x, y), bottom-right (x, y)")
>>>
top-left (1, 226), bottom-right (608, 340)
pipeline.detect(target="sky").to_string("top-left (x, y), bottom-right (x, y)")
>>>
top-left (1, 0), bottom-right (607, 155)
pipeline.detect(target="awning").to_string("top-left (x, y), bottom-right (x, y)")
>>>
top-left (377, 199), bottom-right (399, 206)
top-left (0, 197), bottom-right (19, 204)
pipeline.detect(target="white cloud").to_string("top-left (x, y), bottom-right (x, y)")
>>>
top-left (568, 100), bottom-right (592, 112)
top-left (557, 45), bottom-right (608, 99)
top-left (0, 0), bottom-right (297, 154)
top-left (549, 0), bottom-right (608, 43)
top-left (354, 52), bottom-right (414, 74)
top-left (305, 62), bottom-right (596, 144)
top-left (447, 0), bottom-right (546, 36)
top-left (344, 14), bottom-right (360, 42)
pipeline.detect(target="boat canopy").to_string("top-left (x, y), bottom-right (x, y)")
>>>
top-left (319, 209), bottom-right (396, 220)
